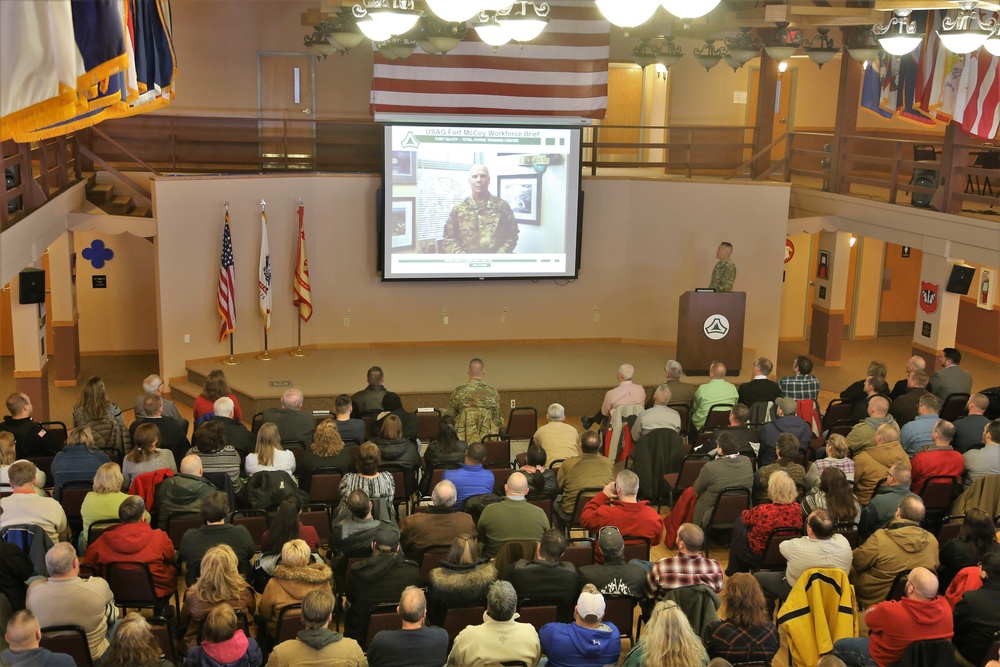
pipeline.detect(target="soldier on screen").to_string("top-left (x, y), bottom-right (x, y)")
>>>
top-left (442, 164), bottom-right (519, 254)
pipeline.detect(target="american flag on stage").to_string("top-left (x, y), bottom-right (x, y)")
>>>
top-left (293, 203), bottom-right (312, 322)
top-left (217, 212), bottom-right (237, 342)
top-left (369, 0), bottom-right (610, 118)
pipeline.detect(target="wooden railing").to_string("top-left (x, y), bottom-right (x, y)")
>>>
top-left (582, 124), bottom-right (755, 176)
top-left (1, 135), bottom-right (84, 231)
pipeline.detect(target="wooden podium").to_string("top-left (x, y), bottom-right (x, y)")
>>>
top-left (677, 291), bottom-right (746, 375)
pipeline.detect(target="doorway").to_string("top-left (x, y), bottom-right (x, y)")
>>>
top-left (258, 53), bottom-right (316, 170)
top-left (747, 65), bottom-right (796, 164)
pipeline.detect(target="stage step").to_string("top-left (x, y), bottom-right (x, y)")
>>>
top-left (86, 182), bottom-right (114, 204)
top-left (107, 195), bottom-right (135, 215)
top-left (168, 380), bottom-right (201, 409)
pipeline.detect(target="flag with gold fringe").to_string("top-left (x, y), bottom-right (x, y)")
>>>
top-left (293, 203), bottom-right (313, 323)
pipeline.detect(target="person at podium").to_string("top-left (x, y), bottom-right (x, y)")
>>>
top-left (708, 242), bottom-right (736, 292)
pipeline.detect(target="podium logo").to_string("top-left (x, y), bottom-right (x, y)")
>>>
top-left (703, 314), bottom-right (730, 340)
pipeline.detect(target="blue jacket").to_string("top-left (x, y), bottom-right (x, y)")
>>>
top-left (442, 464), bottom-right (495, 508)
top-left (50, 445), bottom-right (111, 499)
top-left (539, 621), bottom-right (621, 667)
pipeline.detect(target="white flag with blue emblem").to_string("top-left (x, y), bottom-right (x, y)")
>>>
top-left (258, 209), bottom-right (271, 331)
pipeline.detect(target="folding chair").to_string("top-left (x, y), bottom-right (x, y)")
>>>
top-left (443, 605), bottom-right (487, 646)
top-left (416, 409), bottom-right (442, 441)
top-left (500, 407), bottom-right (538, 441)
top-left (300, 503), bottom-right (331, 548)
top-left (251, 412), bottom-right (265, 435)
top-left (492, 468), bottom-right (515, 495)
top-left (39, 421), bottom-right (68, 448)
top-left (418, 546), bottom-right (451, 585)
top-left (661, 455), bottom-right (710, 509)
top-left (365, 602), bottom-right (399, 649)
top-left (562, 537), bottom-right (595, 569)
top-left (517, 598), bottom-right (559, 634)
top-left (701, 405), bottom-right (734, 432)
top-left (835, 523), bottom-right (860, 549)
top-left (621, 536), bottom-right (651, 563)
top-left (822, 399), bottom-right (853, 432)
top-left (309, 468), bottom-right (344, 506)
top-left (602, 594), bottom-right (638, 642)
top-left (704, 487), bottom-right (751, 556)
top-left (276, 603), bottom-right (308, 643)
top-left (86, 519), bottom-right (119, 546)
top-left (40, 625), bottom-right (93, 667)
top-left (165, 512), bottom-right (203, 552)
top-left (562, 487), bottom-right (603, 537)
top-left (106, 561), bottom-right (179, 615)
top-left (481, 435), bottom-right (512, 469)
top-left (753, 527), bottom-right (801, 572)
top-left (885, 569), bottom-right (912, 602)
top-left (919, 476), bottom-right (958, 529)
top-left (147, 616), bottom-right (177, 665)
top-left (231, 510), bottom-right (269, 550)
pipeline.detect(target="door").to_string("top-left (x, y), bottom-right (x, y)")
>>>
top-left (258, 53), bottom-right (316, 170)
top-left (599, 64), bottom-right (644, 160)
top-left (747, 66), bottom-right (795, 163)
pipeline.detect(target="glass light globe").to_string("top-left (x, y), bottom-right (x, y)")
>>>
top-left (426, 0), bottom-right (481, 23)
top-left (660, 0), bottom-right (721, 20)
top-left (595, 0), bottom-right (659, 28)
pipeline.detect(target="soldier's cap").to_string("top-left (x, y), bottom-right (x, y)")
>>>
top-left (776, 397), bottom-right (797, 415)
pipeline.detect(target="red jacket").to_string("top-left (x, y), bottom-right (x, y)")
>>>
top-left (910, 447), bottom-right (965, 491)
top-left (129, 468), bottom-right (175, 508)
top-left (866, 595), bottom-right (953, 667)
top-left (579, 491), bottom-right (664, 552)
top-left (82, 521), bottom-right (177, 598)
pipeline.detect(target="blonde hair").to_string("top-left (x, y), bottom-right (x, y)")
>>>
top-left (66, 425), bottom-right (96, 451)
top-left (825, 433), bottom-right (849, 459)
top-left (203, 604), bottom-right (238, 644)
top-left (193, 545), bottom-right (247, 604)
top-left (75, 376), bottom-right (110, 422)
top-left (768, 470), bottom-right (798, 505)
top-left (637, 600), bottom-right (709, 667)
top-left (280, 539), bottom-right (311, 568)
top-left (93, 462), bottom-right (124, 495)
top-left (100, 613), bottom-right (162, 667)
top-left (0, 432), bottom-right (15, 466)
top-left (311, 419), bottom-right (344, 457)
top-left (255, 423), bottom-right (283, 467)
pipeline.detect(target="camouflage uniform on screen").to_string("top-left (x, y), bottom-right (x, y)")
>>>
top-left (443, 194), bottom-right (519, 254)
top-left (709, 259), bottom-right (737, 292)
top-left (448, 378), bottom-right (502, 444)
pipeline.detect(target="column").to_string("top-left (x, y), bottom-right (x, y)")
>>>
top-left (911, 241), bottom-right (962, 372)
top-left (47, 232), bottom-right (81, 386)
top-left (809, 231), bottom-right (852, 365)
top-left (9, 270), bottom-right (50, 421)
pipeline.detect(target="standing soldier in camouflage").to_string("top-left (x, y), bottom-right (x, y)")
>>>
top-left (708, 241), bottom-right (737, 292)
top-left (443, 164), bottom-right (519, 254)
top-left (447, 358), bottom-right (502, 444)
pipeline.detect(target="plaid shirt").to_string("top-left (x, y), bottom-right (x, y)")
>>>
top-left (778, 374), bottom-right (820, 401)
top-left (645, 552), bottom-right (724, 599)
top-left (815, 456), bottom-right (855, 482)
top-left (701, 619), bottom-right (779, 665)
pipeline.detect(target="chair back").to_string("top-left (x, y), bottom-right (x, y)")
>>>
top-left (87, 519), bottom-right (119, 546)
top-left (503, 407), bottom-right (538, 440)
top-left (676, 456), bottom-right (710, 490)
top-left (39, 421), bottom-right (68, 448)
top-left (602, 594), bottom-right (637, 641)
top-left (621, 536), bottom-right (651, 562)
top-left (822, 399), bottom-right (854, 432)
top-left (26, 456), bottom-right (55, 486)
top-left (300, 504), bottom-right (331, 546)
top-left (58, 482), bottom-right (92, 522)
top-left (895, 638), bottom-right (957, 667)
top-left (419, 547), bottom-right (451, 585)
top-left (886, 569), bottom-right (912, 602)
top-left (919, 476), bottom-right (957, 516)
top-left (203, 471), bottom-right (237, 510)
top-left (251, 412), bottom-right (265, 435)
top-left (105, 561), bottom-right (159, 609)
top-left (936, 516), bottom-right (964, 547)
top-left (829, 419), bottom-right (854, 438)
top-left (365, 602), bottom-right (400, 649)
top-left (40, 626), bottom-right (93, 667)
top-left (667, 404), bottom-right (690, 438)
top-left (567, 487), bottom-right (603, 533)
top-left (562, 538), bottom-right (595, 569)
top-left (165, 512), bottom-right (204, 552)
top-left (941, 393), bottom-right (971, 422)
top-left (231, 510), bottom-right (269, 550)
top-left (693, 431), bottom-right (715, 452)
top-left (517, 599), bottom-right (559, 634)
top-left (982, 630), bottom-right (1000, 666)
top-left (276, 603), bottom-right (307, 643)
top-left (309, 468), bottom-right (344, 505)
top-left (835, 523), bottom-right (860, 549)
top-left (492, 468), bottom-right (515, 495)
top-left (416, 409), bottom-right (442, 441)
top-left (443, 605), bottom-right (487, 645)
top-left (514, 452), bottom-right (528, 467)
top-left (526, 497), bottom-right (552, 525)
top-left (702, 406), bottom-right (734, 432)
top-left (147, 616), bottom-right (177, 664)
top-left (757, 527), bottom-right (802, 570)
top-left (709, 487), bottom-right (751, 529)
top-left (481, 435), bottom-right (512, 469)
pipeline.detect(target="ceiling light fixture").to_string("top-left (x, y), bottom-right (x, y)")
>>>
top-left (874, 9), bottom-right (923, 56)
top-left (354, 0), bottom-right (421, 41)
top-left (632, 38), bottom-right (658, 68)
top-left (304, 22), bottom-right (340, 59)
top-left (415, 15), bottom-right (467, 54)
top-left (657, 36), bottom-right (684, 69)
top-left (595, 0), bottom-right (659, 29)
top-left (474, 13), bottom-right (512, 48)
top-left (660, 0), bottom-right (721, 20)
top-left (693, 40), bottom-right (724, 72)
top-left (985, 27), bottom-right (1000, 56)
top-left (724, 27), bottom-right (761, 65)
top-left (803, 28), bottom-right (839, 68)
top-left (497, 2), bottom-right (550, 43)
top-left (763, 22), bottom-right (801, 61)
top-left (845, 26), bottom-right (881, 64)
top-left (425, 0), bottom-right (481, 23)
top-left (937, 1), bottom-right (997, 54)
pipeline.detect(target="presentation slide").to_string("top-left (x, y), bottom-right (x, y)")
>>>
top-left (380, 123), bottom-right (582, 281)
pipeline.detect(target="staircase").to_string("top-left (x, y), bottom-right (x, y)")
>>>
top-left (84, 173), bottom-right (151, 217)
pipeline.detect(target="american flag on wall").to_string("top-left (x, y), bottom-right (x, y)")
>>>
top-left (370, 0), bottom-right (611, 118)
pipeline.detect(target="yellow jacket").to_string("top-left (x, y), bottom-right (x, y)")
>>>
top-left (777, 567), bottom-right (858, 667)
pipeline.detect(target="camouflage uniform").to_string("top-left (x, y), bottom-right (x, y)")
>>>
top-left (447, 378), bottom-right (502, 444)
top-left (443, 195), bottom-right (518, 254)
top-left (709, 259), bottom-right (737, 292)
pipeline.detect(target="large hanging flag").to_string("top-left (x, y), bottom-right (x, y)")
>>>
top-left (258, 209), bottom-right (271, 331)
top-left (956, 50), bottom-right (1000, 140)
top-left (293, 203), bottom-right (313, 322)
top-left (369, 0), bottom-right (610, 118)
top-left (862, 59), bottom-right (893, 119)
top-left (217, 211), bottom-right (237, 342)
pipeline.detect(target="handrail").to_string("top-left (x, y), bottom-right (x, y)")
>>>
top-left (724, 132), bottom-right (788, 180)
top-left (90, 127), bottom-right (162, 176)
top-left (77, 144), bottom-right (152, 202)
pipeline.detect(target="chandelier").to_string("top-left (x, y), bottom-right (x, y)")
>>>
top-left (598, 0), bottom-right (722, 28)
top-left (632, 38), bottom-right (684, 70)
top-left (724, 27), bottom-right (761, 65)
top-left (474, 2), bottom-right (550, 47)
top-left (763, 22), bottom-right (801, 61)
top-left (936, 2), bottom-right (998, 54)
top-left (803, 28), bottom-right (840, 68)
top-left (845, 26), bottom-right (882, 64)
top-left (693, 40), bottom-right (725, 71)
top-left (874, 10), bottom-right (923, 56)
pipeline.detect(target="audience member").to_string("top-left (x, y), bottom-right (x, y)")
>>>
top-left (539, 584), bottom-right (621, 667)
top-left (133, 374), bottom-right (183, 421)
top-left (504, 528), bottom-right (579, 622)
top-left (399, 480), bottom-right (476, 559)
top-left (738, 357), bottom-right (782, 408)
top-left (0, 609), bottom-right (75, 666)
top-left (691, 362), bottom-right (739, 432)
top-left (427, 535), bottom-right (497, 625)
top-left (260, 497), bottom-right (321, 560)
top-left (890, 369), bottom-right (931, 427)
top-left (953, 393), bottom-right (991, 453)
top-left (72, 376), bottom-right (125, 429)
top-left (0, 460), bottom-right (68, 544)
top-left (663, 360), bottom-right (696, 408)
top-left (179, 544), bottom-right (257, 651)
top-left (188, 420), bottom-right (243, 494)
top-left (267, 589), bottom-right (365, 667)
top-left (645, 524), bottom-right (724, 600)
top-left (631, 385), bottom-right (682, 439)
top-left (849, 375), bottom-right (891, 424)
top-left (353, 366), bottom-right (389, 415)
top-left (579, 469), bottom-right (663, 551)
top-left (371, 414), bottom-right (421, 495)
top-left (726, 471), bottom-right (801, 575)
top-left (929, 347), bottom-right (973, 402)
top-left (210, 396), bottom-right (254, 458)
top-left (579, 526), bottom-right (646, 597)
top-left (910, 419), bottom-right (964, 491)
top-left (82, 495), bottom-right (175, 601)
top-left (811, 433), bottom-right (854, 482)
top-left (701, 574), bottom-right (779, 665)
top-left (778, 355), bottom-right (820, 401)
top-left (422, 415), bottom-right (467, 489)
top-left (0, 431), bottom-right (45, 492)
top-left (853, 423), bottom-right (908, 507)
top-left (953, 552), bottom-right (1000, 667)
top-left (129, 394), bottom-right (190, 468)
top-left (477, 472), bottom-right (549, 559)
top-left (900, 394), bottom-right (942, 457)
top-left (759, 398), bottom-right (813, 466)
top-left (298, 418), bottom-right (353, 492)
top-left (193, 370), bottom-right (242, 423)
top-left (376, 392), bottom-right (419, 442)
top-left (533, 404), bottom-right (580, 464)
top-left (938, 507), bottom-right (1000, 590)
top-left (446, 358), bottom-right (502, 444)
top-left (519, 443), bottom-right (557, 501)
top-left (859, 461), bottom-right (916, 542)
top-left (26, 542), bottom-right (116, 661)
top-left (622, 597), bottom-right (710, 667)
top-left (183, 603), bottom-right (262, 667)
top-left (847, 396), bottom-right (897, 455)
top-left (962, 419), bottom-right (1000, 489)
top-left (154, 454), bottom-right (218, 529)
top-left (344, 526), bottom-right (419, 641)
top-left (333, 393), bottom-right (366, 443)
top-left (122, 422), bottom-right (177, 487)
top-left (263, 388), bottom-right (317, 446)
top-left (442, 441), bottom-right (494, 510)
top-left (581, 364), bottom-right (646, 430)
top-left (803, 467), bottom-right (861, 525)
top-left (179, 491), bottom-right (255, 586)
top-left (852, 495), bottom-right (940, 608)
top-left (833, 567), bottom-right (952, 667)
top-left (329, 489), bottom-right (397, 592)
top-left (753, 509), bottom-right (852, 611)
top-left (447, 580), bottom-right (541, 667)
top-left (258, 539), bottom-right (332, 640)
top-left (102, 611), bottom-right (174, 667)
top-left (556, 431), bottom-right (614, 518)
top-left (841, 361), bottom-right (888, 403)
top-left (245, 422), bottom-right (296, 479)
top-left (0, 392), bottom-right (59, 458)
top-left (754, 433), bottom-right (806, 504)
top-left (367, 587), bottom-right (448, 667)
top-left (695, 404), bottom-right (757, 457)
top-left (691, 432), bottom-right (754, 528)
top-left (338, 442), bottom-right (396, 522)
top-left (50, 425), bottom-right (111, 500)
top-left (889, 356), bottom-right (926, 401)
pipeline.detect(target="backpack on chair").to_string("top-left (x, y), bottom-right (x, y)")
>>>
top-left (246, 470), bottom-right (308, 511)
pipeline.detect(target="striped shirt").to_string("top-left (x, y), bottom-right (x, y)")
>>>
top-left (187, 446), bottom-right (242, 492)
top-left (645, 552), bottom-right (724, 599)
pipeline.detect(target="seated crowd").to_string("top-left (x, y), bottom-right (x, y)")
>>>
top-left (0, 354), bottom-right (996, 667)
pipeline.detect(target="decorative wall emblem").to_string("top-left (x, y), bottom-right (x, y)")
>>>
top-left (919, 281), bottom-right (938, 314)
top-left (81, 240), bottom-right (114, 269)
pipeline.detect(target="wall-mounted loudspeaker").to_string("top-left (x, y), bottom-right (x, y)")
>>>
top-left (18, 269), bottom-right (45, 305)
top-left (945, 264), bottom-right (975, 295)
top-left (909, 168), bottom-right (937, 208)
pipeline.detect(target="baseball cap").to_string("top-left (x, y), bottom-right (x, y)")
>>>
top-left (576, 588), bottom-right (606, 622)
top-left (374, 526), bottom-right (399, 550)
top-left (598, 526), bottom-right (624, 557)
top-left (776, 397), bottom-right (797, 415)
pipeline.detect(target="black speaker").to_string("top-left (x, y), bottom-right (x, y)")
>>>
top-left (910, 167), bottom-right (937, 208)
top-left (5, 167), bottom-right (19, 214)
top-left (946, 264), bottom-right (976, 295)
top-left (18, 269), bottom-right (45, 304)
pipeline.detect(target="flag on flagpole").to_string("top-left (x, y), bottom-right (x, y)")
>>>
top-left (293, 203), bottom-right (313, 322)
top-left (217, 211), bottom-right (237, 342)
top-left (258, 209), bottom-right (271, 331)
